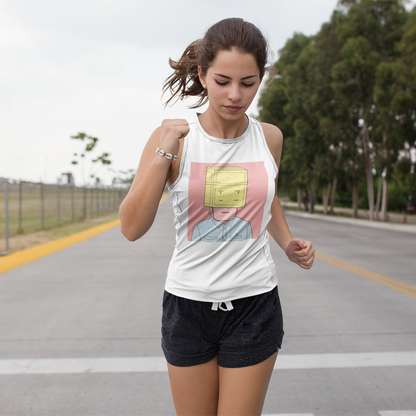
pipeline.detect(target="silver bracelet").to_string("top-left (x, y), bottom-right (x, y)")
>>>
top-left (156, 148), bottom-right (178, 161)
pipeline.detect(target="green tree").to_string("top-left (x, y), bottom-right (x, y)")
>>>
top-left (331, 36), bottom-right (379, 219)
top-left (306, 11), bottom-right (346, 214)
top-left (382, 5), bottom-right (416, 213)
top-left (258, 0), bottom-right (413, 219)
top-left (71, 132), bottom-right (112, 185)
top-left (332, 0), bottom-right (408, 220)
top-left (111, 169), bottom-right (135, 186)
top-left (258, 34), bottom-right (312, 203)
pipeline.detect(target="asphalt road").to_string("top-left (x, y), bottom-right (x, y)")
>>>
top-left (0, 197), bottom-right (415, 416)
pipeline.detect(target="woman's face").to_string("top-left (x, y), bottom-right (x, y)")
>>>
top-left (199, 49), bottom-right (261, 121)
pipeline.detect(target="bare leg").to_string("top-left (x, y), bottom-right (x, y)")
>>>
top-left (167, 356), bottom-right (220, 416)
top-left (217, 351), bottom-right (278, 416)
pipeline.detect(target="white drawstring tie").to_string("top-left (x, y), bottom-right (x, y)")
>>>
top-left (211, 301), bottom-right (234, 312)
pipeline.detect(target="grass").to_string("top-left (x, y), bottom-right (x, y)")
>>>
top-left (0, 183), bottom-right (127, 240)
top-left (0, 212), bottom-right (120, 254)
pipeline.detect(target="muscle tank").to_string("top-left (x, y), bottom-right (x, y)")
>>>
top-left (165, 113), bottom-right (279, 303)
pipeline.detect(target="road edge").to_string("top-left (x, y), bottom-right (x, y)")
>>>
top-left (285, 210), bottom-right (416, 234)
top-left (0, 220), bottom-right (121, 275)
top-left (0, 192), bottom-right (171, 276)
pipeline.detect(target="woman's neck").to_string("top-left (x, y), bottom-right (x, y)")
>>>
top-left (198, 106), bottom-right (249, 140)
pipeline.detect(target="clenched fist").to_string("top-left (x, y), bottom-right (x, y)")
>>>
top-left (159, 119), bottom-right (190, 157)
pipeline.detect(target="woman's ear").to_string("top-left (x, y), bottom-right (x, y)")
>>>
top-left (198, 65), bottom-right (206, 88)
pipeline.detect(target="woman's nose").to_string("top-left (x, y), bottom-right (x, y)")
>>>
top-left (228, 84), bottom-right (242, 102)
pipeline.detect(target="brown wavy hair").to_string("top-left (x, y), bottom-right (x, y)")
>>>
top-left (163, 18), bottom-right (271, 108)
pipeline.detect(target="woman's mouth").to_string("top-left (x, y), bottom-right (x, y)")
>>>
top-left (225, 106), bottom-right (242, 113)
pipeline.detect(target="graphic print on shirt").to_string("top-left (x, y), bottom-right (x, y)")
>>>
top-left (188, 162), bottom-right (269, 243)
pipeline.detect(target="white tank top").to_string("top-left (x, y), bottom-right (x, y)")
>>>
top-left (165, 113), bottom-right (278, 303)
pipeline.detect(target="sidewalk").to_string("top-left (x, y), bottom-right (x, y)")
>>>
top-left (284, 209), bottom-right (416, 234)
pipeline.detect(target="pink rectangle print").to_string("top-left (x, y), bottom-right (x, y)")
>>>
top-left (187, 162), bottom-right (269, 241)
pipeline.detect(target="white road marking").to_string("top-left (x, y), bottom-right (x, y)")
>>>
top-left (263, 412), bottom-right (416, 416)
top-left (274, 351), bottom-right (416, 370)
top-left (0, 351), bottom-right (415, 375)
top-left (0, 357), bottom-right (168, 375)
top-left (263, 414), bottom-right (315, 416)
top-left (379, 412), bottom-right (416, 416)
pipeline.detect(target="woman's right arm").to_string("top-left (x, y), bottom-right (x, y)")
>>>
top-left (119, 119), bottom-right (189, 241)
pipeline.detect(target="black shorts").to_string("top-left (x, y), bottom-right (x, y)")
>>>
top-left (161, 287), bottom-right (284, 368)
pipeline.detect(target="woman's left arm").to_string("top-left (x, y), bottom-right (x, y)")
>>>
top-left (261, 122), bottom-right (315, 270)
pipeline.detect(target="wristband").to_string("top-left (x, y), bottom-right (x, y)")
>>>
top-left (156, 148), bottom-right (178, 161)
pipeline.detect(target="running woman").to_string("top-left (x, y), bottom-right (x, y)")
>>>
top-left (120, 17), bottom-right (315, 416)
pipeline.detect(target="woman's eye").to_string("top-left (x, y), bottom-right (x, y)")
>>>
top-left (214, 80), bottom-right (255, 87)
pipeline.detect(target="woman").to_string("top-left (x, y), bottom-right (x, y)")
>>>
top-left (120, 18), bottom-right (315, 416)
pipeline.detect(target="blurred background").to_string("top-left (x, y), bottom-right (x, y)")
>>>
top-left (2, 0), bottom-right (398, 185)
top-left (1, 0), bottom-right (416, 251)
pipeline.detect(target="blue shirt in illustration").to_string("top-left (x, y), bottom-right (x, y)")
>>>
top-left (191, 217), bottom-right (253, 243)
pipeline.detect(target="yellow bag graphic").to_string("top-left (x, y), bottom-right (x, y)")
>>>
top-left (203, 166), bottom-right (248, 208)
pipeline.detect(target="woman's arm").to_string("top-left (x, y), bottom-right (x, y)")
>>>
top-left (261, 122), bottom-right (315, 270)
top-left (119, 119), bottom-right (189, 241)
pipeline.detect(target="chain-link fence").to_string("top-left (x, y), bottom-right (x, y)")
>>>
top-left (0, 178), bottom-right (129, 254)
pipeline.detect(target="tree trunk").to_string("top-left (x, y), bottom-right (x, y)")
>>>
top-left (297, 189), bottom-right (302, 211)
top-left (329, 177), bottom-right (337, 215)
top-left (381, 168), bottom-right (388, 221)
top-left (352, 182), bottom-right (359, 218)
top-left (362, 122), bottom-right (374, 221)
top-left (323, 183), bottom-right (331, 215)
top-left (302, 190), bottom-right (309, 212)
top-left (309, 187), bottom-right (315, 214)
top-left (375, 176), bottom-right (382, 220)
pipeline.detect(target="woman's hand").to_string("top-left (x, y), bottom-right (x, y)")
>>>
top-left (160, 119), bottom-right (190, 156)
top-left (284, 238), bottom-right (315, 270)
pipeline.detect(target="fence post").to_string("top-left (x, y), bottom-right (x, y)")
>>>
top-left (71, 184), bottom-right (75, 223)
top-left (57, 181), bottom-right (61, 226)
top-left (18, 180), bottom-right (23, 234)
top-left (83, 187), bottom-right (87, 220)
top-left (106, 188), bottom-right (112, 212)
top-left (89, 187), bottom-right (93, 218)
top-left (40, 182), bottom-right (44, 229)
top-left (2, 179), bottom-right (10, 255)
top-left (96, 187), bottom-right (100, 215)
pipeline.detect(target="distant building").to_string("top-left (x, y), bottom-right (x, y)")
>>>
top-left (61, 172), bottom-right (75, 185)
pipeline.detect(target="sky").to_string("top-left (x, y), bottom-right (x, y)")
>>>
top-left (1, 0), bottom-right (415, 185)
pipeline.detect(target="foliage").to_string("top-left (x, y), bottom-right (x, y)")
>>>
top-left (110, 169), bottom-right (135, 186)
top-left (71, 132), bottom-right (112, 185)
top-left (258, 0), bottom-right (415, 216)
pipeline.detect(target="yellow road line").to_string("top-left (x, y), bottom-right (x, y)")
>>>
top-left (316, 252), bottom-right (416, 299)
top-left (0, 192), bottom-right (171, 276)
top-left (0, 220), bottom-right (121, 276)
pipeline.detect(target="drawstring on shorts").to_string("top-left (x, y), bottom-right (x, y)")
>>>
top-left (211, 301), bottom-right (234, 312)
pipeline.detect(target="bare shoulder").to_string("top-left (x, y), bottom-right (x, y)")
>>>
top-left (260, 122), bottom-right (283, 162)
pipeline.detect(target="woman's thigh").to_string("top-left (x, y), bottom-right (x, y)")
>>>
top-left (217, 351), bottom-right (278, 416)
top-left (167, 356), bottom-right (219, 416)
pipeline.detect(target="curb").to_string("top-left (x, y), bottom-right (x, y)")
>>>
top-left (285, 210), bottom-right (416, 235)
top-left (0, 220), bottom-right (121, 276)
top-left (0, 193), bottom-right (170, 276)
